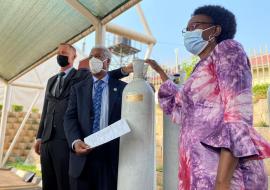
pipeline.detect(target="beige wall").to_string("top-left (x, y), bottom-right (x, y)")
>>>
top-left (252, 67), bottom-right (270, 85)
top-left (253, 99), bottom-right (269, 126)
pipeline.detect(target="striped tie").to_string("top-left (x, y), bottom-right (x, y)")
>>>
top-left (92, 80), bottom-right (105, 133)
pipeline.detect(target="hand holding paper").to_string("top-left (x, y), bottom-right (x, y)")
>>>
top-left (74, 140), bottom-right (92, 155)
top-left (84, 119), bottom-right (131, 148)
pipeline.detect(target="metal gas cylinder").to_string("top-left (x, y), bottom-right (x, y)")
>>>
top-left (118, 59), bottom-right (156, 190)
top-left (163, 70), bottom-right (185, 190)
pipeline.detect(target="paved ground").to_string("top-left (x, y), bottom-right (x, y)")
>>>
top-left (269, 177), bottom-right (270, 190)
top-left (0, 169), bottom-right (41, 190)
top-left (0, 168), bottom-right (269, 190)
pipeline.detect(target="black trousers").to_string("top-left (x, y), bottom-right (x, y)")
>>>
top-left (40, 139), bottom-right (70, 190)
top-left (69, 145), bottom-right (118, 190)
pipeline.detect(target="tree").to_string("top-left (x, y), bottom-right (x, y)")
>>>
top-left (181, 56), bottom-right (199, 81)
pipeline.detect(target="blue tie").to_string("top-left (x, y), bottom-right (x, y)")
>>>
top-left (92, 80), bottom-right (105, 133)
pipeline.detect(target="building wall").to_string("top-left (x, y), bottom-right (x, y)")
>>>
top-left (252, 67), bottom-right (270, 85)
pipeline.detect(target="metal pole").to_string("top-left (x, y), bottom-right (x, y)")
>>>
top-left (143, 44), bottom-right (154, 77)
top-left (11, 82), bottom-right (44, 90)
top-left (1, 91), bottom-right (41, 167)
top-left (95, 23), bottom-right (106, 46)
top-left (106, 23), bottom-right (156, 45)
top-left (102, 0), bottom-right (141, 25)
top-left (0, 77), bottom-right (7, 84)
top-left (136, 4), bottom-right (153, 36)
top-left (0, 84), bottom-right (11, 166)
top-left (34, 68), bottom-right (42, 85)
top-left (65, 0), bottom-right (99, 26)
top-left (64, 0), bottom-right (105, 47)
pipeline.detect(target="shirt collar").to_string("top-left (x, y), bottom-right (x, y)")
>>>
top-left (93, 74), bottom-right (109, 84)
top-left (59, 67), bottom-right (73, 78)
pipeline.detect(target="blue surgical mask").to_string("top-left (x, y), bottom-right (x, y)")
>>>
top-left (183, 26), bottom-right (214, 55)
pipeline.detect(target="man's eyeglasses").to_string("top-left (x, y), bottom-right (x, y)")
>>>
top-left (182, 22), bottom-right (213, 34)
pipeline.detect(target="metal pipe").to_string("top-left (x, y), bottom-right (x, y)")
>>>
top-left (95, 23), bottom-right (106, 46)
top-left (144, 44), bottom-right (154, 59)
top-left (143, 44), bottom-right (154, 77)
top-left (0, 84), bottom-right (11, 166)
top-left (11, 82), bottom-right (44, 90)
top-left (135, 4), bottom-right (153, 36)
top-left (0, 77), bottom-right (7, 84)
top-left (101, 0), bottom-right (141, 25)
top-left (65, 0), bottom-right (100, 26)
top-left (1, 91), bottom-right (41, 167)
top-left (34, 69), bottom-right (42, 85)
top-left (106, 23), bottom-right (156, 45)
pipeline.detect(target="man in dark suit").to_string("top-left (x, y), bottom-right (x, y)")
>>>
top-left (64, 46), bottom-right (126, 190)
top-left (34, 43), bottom-right (130, 190)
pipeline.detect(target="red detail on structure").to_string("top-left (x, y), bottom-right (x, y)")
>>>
top-left (250, 54), bottom-right (270, 67)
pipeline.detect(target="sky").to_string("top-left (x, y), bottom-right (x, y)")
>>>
top-left (75, 0), bottom-right (270, 67)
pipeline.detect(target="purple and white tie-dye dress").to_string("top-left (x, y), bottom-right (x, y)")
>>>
top-left (158, 39), bottom-right (270, 190)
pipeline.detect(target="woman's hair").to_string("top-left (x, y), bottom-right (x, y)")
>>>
top-left (193, 5), bottom-right (237, 43)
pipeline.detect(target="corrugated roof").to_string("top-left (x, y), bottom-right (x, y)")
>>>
top-left (0, 0), bottom-right (140, 82)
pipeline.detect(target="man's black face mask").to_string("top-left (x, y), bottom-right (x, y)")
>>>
top-left (57, 55), bottom-right (69, 67)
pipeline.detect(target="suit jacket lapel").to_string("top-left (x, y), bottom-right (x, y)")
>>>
top-left (108, 78), bottom-right (119, 120)
top-left (60, 68), bottom-right (76, 96)
top-left (80, 76), bottom-right (94, 126)
top-left (47, 75), bottom-right (58, 97)
top-left (86, 76), bottom-right (93, 111)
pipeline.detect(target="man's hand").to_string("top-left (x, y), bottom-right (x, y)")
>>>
top-left (122, 63), bottom-right (133, 74)
top-left (74, 140), bottom-right (92, 155)
top-left (34, 139), bottom-right (41, 155)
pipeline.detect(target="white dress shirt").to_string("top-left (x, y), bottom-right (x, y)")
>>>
top-left (72, 74), bottom-right (110, 149)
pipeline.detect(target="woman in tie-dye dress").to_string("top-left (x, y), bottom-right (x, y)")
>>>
top-left (146, 5), bottom-right (270, 190)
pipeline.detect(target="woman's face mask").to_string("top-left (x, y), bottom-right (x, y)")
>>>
top-left (89, 57), bottom-right (106, 74)
top-left (183, 26), bottom-right (215, 55)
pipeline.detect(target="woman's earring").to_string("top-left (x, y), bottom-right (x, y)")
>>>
top-left (208, 34), bottom-right (215, 42)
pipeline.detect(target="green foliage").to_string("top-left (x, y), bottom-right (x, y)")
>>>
top-left (31, 107), bottom-right (39, 113)
top-left (252, 83), bottom-right (269, 101)
top-left (11, 104), bottom-right (23, 112)
top-left (0, 104), bottom-right (2, 110)
top-left (255, 121), bottom-right (269, 128)
top-left (7, 161), bottom-right (41, 176)
top-left (181, 56), bottom-right (199, 80)
top-left (156, 165), bottom-right (163, 172)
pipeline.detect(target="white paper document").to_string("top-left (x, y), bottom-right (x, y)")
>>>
top-left (84, 119), bottom-right (131, 148)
